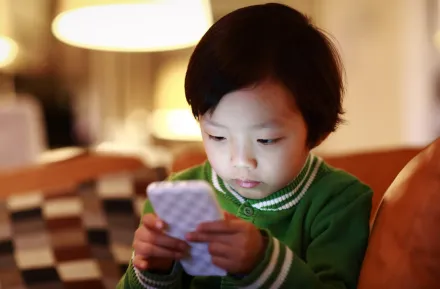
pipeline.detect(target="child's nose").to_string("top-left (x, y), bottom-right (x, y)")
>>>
top-left (230, 146), bottom-right (257, 169)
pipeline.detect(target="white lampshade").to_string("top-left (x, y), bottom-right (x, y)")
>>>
top-left (152, 108), bottom-right (201, 141)
top-left (0, 36), bottom-right (18, 68)
top-left (51, 0), bottom-right (213, 52)
top-left (152, 51), bottom-right (202, 141)
top-left (0, 0), bottom-right (18, 68)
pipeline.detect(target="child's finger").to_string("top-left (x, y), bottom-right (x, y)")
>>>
top-left (133, 255), bottom-right (148, 270)
top-left (211, 255), bottom-right (237, 272)
top-left (135, 224), bottom-right (189, 252)
top-left (185, 231), bottom-right (233, 243)
top-left (196, 219), bottom-right (243, 233)
top-left (133, 241), bottom-right (185, 259)
top-left (142, 213), bottom-right (167, 232)
top-left (146, 232), bottom-right (189, 252)
top-left (223, 211), bottom-right (239, 220)
top-left (208, 241), bottom-right (233, 258)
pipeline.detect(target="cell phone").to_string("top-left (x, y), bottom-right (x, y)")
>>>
top-left (147, 180), bottom-right (226, 276)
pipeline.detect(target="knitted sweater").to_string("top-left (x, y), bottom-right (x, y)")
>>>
top-left (118, 154), bottom-right (372, 289)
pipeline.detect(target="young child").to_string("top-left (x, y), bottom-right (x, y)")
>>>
top-left (118, 3), bottom-right (372, 289)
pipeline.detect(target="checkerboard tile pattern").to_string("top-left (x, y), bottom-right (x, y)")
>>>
top-left (0, 167), bottom-right (167, 289)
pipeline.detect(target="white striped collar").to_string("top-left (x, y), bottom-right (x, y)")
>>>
top-left (208, 154), bottom-right (322, 211)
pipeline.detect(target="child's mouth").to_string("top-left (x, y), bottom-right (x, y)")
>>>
top-left (234, 179), bottom-right (261, 188)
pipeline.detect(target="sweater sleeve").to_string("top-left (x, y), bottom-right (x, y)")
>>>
top-left (116, 258), bottom-right (184, 289)
top-left (226, 183), bottom-right (372, 289)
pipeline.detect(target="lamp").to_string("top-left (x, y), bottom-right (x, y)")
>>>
top-left (0, 0), bottom-right (18, 68)
top-left (152, 52), bottom-right (201, 141)
top-left (0, 36), bottom-right (17, 68)
top-left (51, 0), bottom-right (213, 52)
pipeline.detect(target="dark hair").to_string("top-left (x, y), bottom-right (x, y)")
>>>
top-left (185, 3), bottom-right (344, 147)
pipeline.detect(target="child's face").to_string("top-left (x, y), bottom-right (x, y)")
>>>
top-left (200, 80), bottom-right (310, 199)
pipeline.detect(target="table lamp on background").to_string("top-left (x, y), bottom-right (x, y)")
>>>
top-left (50, 0), bottom-right (210, 167)
top-left (94, 53), bottom-right (203, 168)
top-left (51, 0), bottom-right (210, 143)
top-left (0, 0), bottom-right (18, 70)
top-left (151, 51), bottom-right (206, 172)
top-left (152, 52), bottom-right (202, 142)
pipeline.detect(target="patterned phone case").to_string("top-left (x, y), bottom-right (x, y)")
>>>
top-left (147, 180), bottom-right (227, 276)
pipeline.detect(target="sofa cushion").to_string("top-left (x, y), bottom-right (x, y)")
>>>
top-left (0, 167), bottom-right (166, 289)
top-left (358, 138), bottom-right (440, 289)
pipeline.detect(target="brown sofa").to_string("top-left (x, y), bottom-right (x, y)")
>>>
top-left (0, 139), bottom-right (438, 288)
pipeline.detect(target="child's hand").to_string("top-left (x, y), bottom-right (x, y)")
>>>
top-left (185, 212), bottom-right (267, 275)
top-left (132, 213), bottom-right (189, 272)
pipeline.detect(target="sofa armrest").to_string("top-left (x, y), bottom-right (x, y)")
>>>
top-left (358, 138), bottom-right (440, 289)
top-left (0, 152), bottom-right (146, 199)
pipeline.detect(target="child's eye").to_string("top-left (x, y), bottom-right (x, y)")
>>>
top-left (257, 138), bottom-right (281, 145)
top-left (208, 135), bottom-right (226, 142)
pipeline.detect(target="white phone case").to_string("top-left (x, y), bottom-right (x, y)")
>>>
top-left (147, 180), bottom-right (227, 276)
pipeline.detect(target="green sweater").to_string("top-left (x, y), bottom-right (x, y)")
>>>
top-left (118, 154), bottom-right (372, 289)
